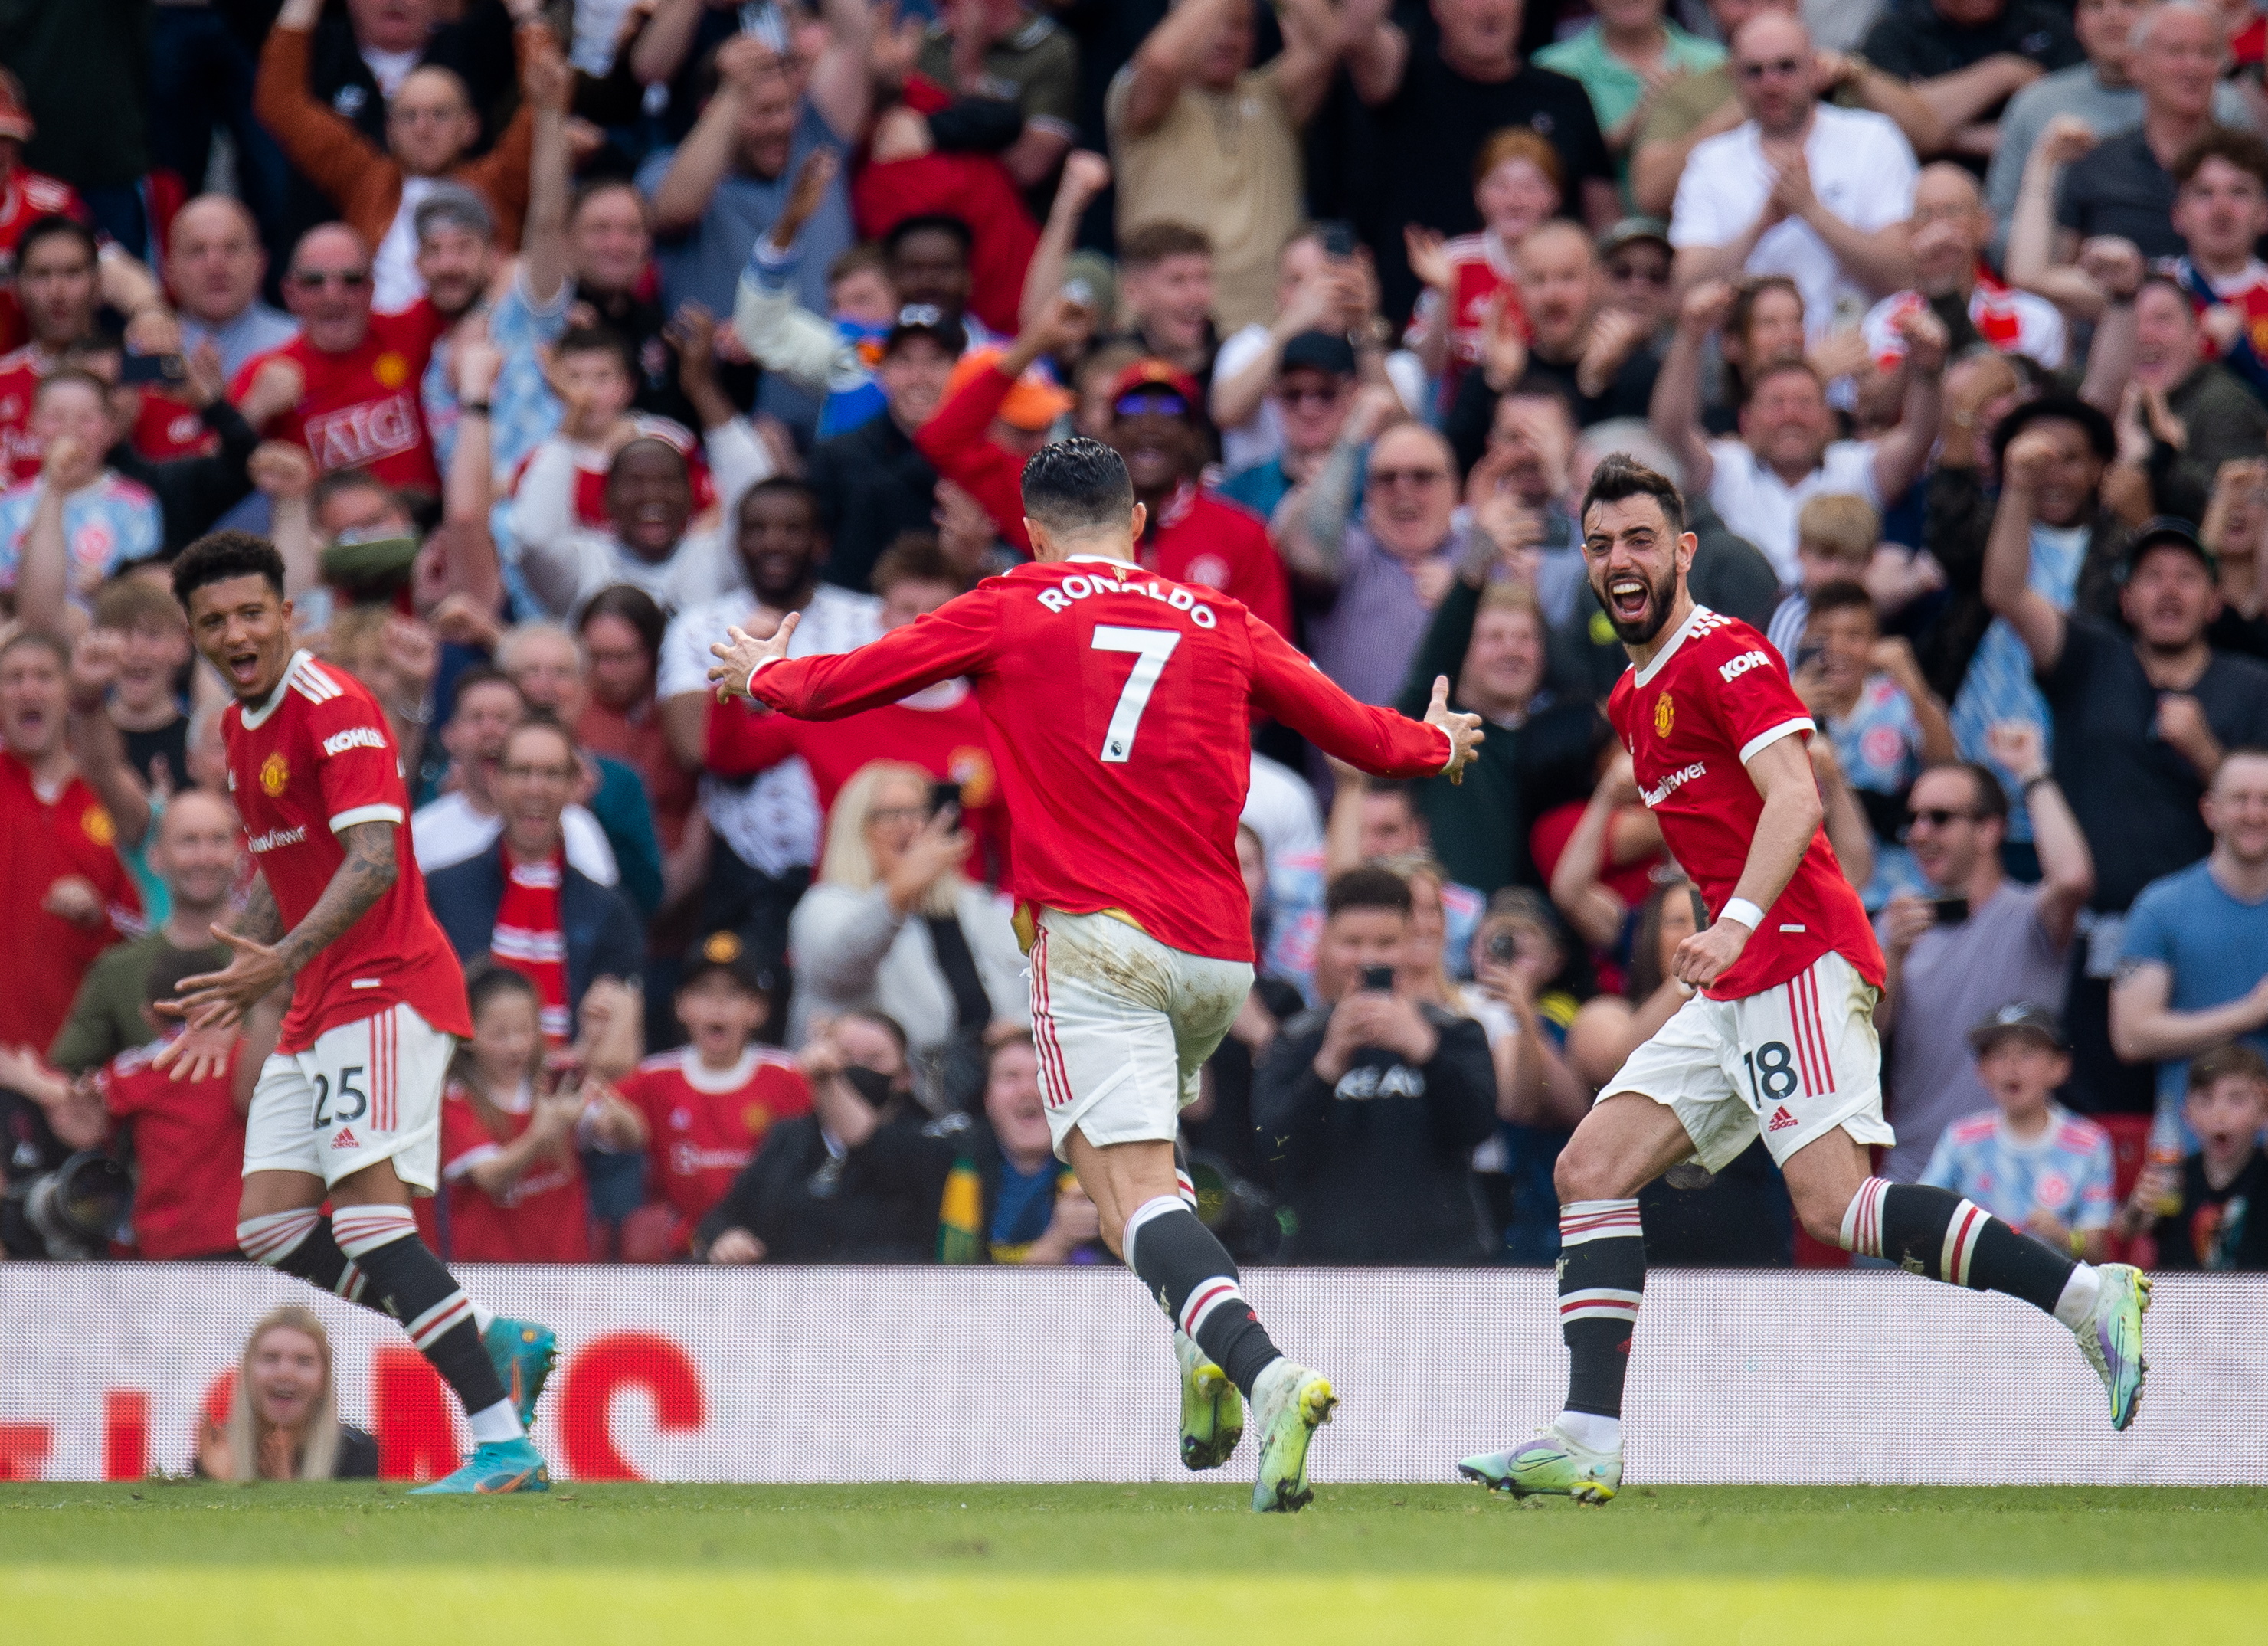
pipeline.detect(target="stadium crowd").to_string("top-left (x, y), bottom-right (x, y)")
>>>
top-left (2, 0), bottom-right (2266, 1278)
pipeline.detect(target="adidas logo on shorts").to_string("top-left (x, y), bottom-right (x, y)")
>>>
top-left (332, 1127), bottom-right (359, 1149)
top-left (1766, 1107), bottom-right (1798, 1134)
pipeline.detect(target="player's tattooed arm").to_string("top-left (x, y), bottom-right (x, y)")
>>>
top-left (270, 822), bottom-right (399, 980)
top-left (231, 874), bottom-right (288, 947)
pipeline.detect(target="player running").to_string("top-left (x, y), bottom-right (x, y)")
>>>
top-left (159, 532), bottom-right (557, 1495)
top-left (710, 438), bottom-right (1483, 1511)
top-left (1456, 458), bottom-right (2152, 1504)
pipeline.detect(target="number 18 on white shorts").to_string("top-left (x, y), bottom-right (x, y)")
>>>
top-left (1598, 950), bottom-right (1893, 1172)
top-left (241, 1003), bottom-right (457, 1193)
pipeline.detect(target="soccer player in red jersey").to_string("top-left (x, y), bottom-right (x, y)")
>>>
top-left (157, 531), bottom-right (555, 1494)
top-left (1456, 459), bottom-right (2154, 1505)
top-left (711, 437), bottom-right (1484, 1512)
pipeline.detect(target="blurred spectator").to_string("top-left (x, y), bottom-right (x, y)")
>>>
top-left (1653, 278), bottom-right (1945, 588)
top-left (1861, 165), bottom-right (2066, 373)
top-left (1282, 417), bottom-right (1468, 708)
top-left (254, 0), bottom-right (542, 312)
top-left (0, 632), bottom-right (139, 1054)
top-left (1920, 1003), bottom-right (2114, 1263)
top-left (411, 667), bottom-right (620, 885)
top-left (787, 761), bottom-right (1026, 1109)
top-left (1452, 380), bottom-right (1586, 609)
top-left (2113, 1042), bottom-right (2268, 1268)
top-left (0, 67), bottom-right (90, 355)
top-left (90, 339), bottom-right (267, 559)
top-left (571, 585), bottom-right (700, 870)
top-left (695, 1008), bottom-right (961, 1263)
top-left (48, 789), bottom-right (235, 1076)
top-left (805, 307), bottom-right (961, 596)
top-left (656, 476), bottom-right (882, 977)
top-left (879, 215), bottom-right (992, 346)
top-left (0, 219), bottom-right (120, 481)
top-left (1108, 221), bottom-right (1220, 387)
top-left (1988, 0), bottom-right (2253, 260)
top-left (0, 374), bottom-right (162, 605)
top-left (706, 536), bottom-right (1011, 881)
top-left (640, 18), bottom-right (872, 328)
top-left (195, 1307), bottom-right (378, 1481)
top-left (2102, 277), bottom-right (2268, 525)
top-left (1253, 867), bottom-right (1497, 1264)
top-left (565, 180), bottom-right (699, 429)
top-left (1107, 0), bottom-right (1344, 331)
top-left (849, 104), bottom-right (1036, 345)
top-left (1763, 493), bottom-right (1878, 663)
top-left (971, 1026), bottom-right (1102, 1265)
top-left (2161, 129), bottom-right (2268, 406)
top-left (170, 197), bottom-right (299, 378)
top-left (425, 715), bottom-right (647, 1044)
top-left (1357, 0), bottom-right (1619, 323)
top-left (1536, 0), bottom-right (1726, 191)
top-left (1861, 0), bottom-right (2080, 173)
top-left (911, 0), bottom-right (1081, 191)
top-left (1217, 330), bottom-right (1360, 522)
top-left (1211, 228), bottom-right (1375, 476)
top-left (1792, 581), bottom-right (1956, 905)
top-left (1396, 559), bottom-right (1603, 897)
top-left (1670, 12), bottom-right (1919, 343)
top-left (1401, 129), bottom-right (1563, 406)
top-left (496, 623), bottom-right (664, 917)
top-left (1465, 890), bottom-right (1591, 1263)
top-left (614, 930), bottom-right (813, 1255)
top-left (2111, 749), bottom-right (2268, 1137)
top-left (1597, 218), bottom-right (1678, 335)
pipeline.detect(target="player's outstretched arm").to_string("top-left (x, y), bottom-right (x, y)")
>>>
top-left (1249, 618), bottom-right (1483, 780)
top-left (1671, 734), bottom-right (1824, 990)
top-left (709, 598), bottom-right (995, 719)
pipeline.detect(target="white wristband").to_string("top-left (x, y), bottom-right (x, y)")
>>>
top-left (1719, 898), bottom-right (1765, 931)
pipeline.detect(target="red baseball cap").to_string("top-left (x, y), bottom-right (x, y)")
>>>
top-left (0, 70), bottom-right (33, 145)
top-left (1108, 358), bottom-right (1203, 416)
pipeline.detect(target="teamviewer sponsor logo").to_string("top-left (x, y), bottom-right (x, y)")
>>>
top-left (1640, 761), bottom-right (1707, 807)
top-left (322, 726), bottom-right (388, 757)
top-left (246, 825), bottom-right (308, 852)
top-left (1718, 650), bottom-right (1771, 684)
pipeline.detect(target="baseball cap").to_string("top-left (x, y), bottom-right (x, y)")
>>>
top-left (413, 182), bottom-right (496, 244)
top-left (0, 69), bottom-right (34, 144)
top-left (2121, 515), bottom-right (2219, 581)
top-left (947, 347), bottom-right (1072, 432)
top-left (882, 303), bottom-right (968, 358)
top-left (1109, 358), bottom-right (1203, 420)
top-left (679, 929), bottom-right (774, 997)
top-left (1967, 1001), bottom-right (2068, 1055)
top-left (1279, 330), bottom-right (1357, 378)
top-left (1596, 217), bottom-right (1671, 260)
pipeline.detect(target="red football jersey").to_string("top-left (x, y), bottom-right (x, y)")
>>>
top-left (223, 650), bottom-right (470, 1052)
top-left (706, 677), bottom-right (1012, 882)
top-left (230, 303), bottom-right (447, 492)
top-left (510, 413), bottom-right (716, 529)
top-left (130, 388), bottom-right (220, 463)
top-left (97, 1034), bottom-right (247, 1259)
top-left (1605, 606), bottom-right (1885, 1000)
top-left (0, 750), bottom-right (141, 1049)
top-left (439, 1082), bottom-right (591, 1262)
top-left (0, 343), bottom-right (49, 481)
top-left (0, 170), bottom-right (90, 356)
top-left (747, 557), bottom-right (1455, 962)
top-left (616, 1046), bottom-right (811, 1248)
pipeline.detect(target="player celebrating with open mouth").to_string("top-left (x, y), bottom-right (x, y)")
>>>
top-left (1456, 457), bottom-right (2152, 1504)
top-left (711, 435), bottom-right (1484, 1512)
top-left (160, 532), bottom-right (556, 1495)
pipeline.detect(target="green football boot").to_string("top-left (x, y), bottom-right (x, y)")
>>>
top-left (1459, 1424), bottom-right (1622, 1504)
top-left (1176, 1329), bottom-right (1243, 1470)
top-left (1249, 1359), bottom-right (1335, 1513)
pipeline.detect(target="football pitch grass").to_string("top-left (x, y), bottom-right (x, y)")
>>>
top-left (7, 1481), bottom-right (2263, 1644)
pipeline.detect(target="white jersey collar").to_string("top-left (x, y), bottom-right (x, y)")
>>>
top-left (239, 649), bottom-right (316, 731)
top-left (1631, 605), bottom-right (1715, 690)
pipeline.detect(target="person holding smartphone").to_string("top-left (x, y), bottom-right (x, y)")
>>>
top-left (1252, 866), bottom-right (1499, 1265)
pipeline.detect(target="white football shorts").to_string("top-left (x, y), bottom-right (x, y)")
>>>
top-left (241, 1003), bottom-right (457, 1194)
top-left (1027, 908), bottom-right (1254, 1161)
top-left (1598, 949), bottom-right (1892, 1173)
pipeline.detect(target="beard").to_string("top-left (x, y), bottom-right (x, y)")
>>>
top-left (1595, 558), bottom-right (1681, 646)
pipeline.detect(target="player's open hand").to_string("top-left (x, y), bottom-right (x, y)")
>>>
top-left (709, 612), bottom-right (800, 699)
top-left (167, 928), bottom-right (292, 1037)
top-left (1422, 676), bottom-right (1484, 784)
top-left (149, 1021), bottom-right (240, 1084)
top-left (1671, 915), bottom-right (1749, 990)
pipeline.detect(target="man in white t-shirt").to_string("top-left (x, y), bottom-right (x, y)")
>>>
top-left (1651, 277), bottom-right (1946, 587)
top-left (1669, 11), bottom-right (1919, 340)
top-left (411, 669), bottom-right (618, 883)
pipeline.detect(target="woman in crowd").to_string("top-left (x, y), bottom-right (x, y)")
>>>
top-left (1710, 276), bottom-right (1806, 435)
top-left (574, 584), bottom-right (700, 866)
top-left (1402, 129), bottom-right (1566, 406)
top-left (787, 761), bottom-right (1026, 1111)
top-left (196, 1306), bottom-right (378, 1481)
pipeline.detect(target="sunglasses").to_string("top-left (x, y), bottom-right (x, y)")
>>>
top-left (290, 268), bottom-right (370, 290)
top-left (1903, 807), bottom-right (1980, 833)
top-left (1607, 260), bottom-right (1670, 285)
top-left (1368, 467), bottom-right (1448, 488)
top-left (1114, 391), bottom-right (1188, 418)
top-left (1275, 383), bottom-right (1345, 407)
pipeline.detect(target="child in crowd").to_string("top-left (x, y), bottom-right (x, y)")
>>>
top-left (2114, 1043), bottom-right (2268, 1271)
top-left (1402, 127), bottom-right (1564, 404)
top-left (91, 576), bottom-right (191, 791)
top-left (519, 326), bottom-right (715, 532)
top-left (440, 966), bottom-right (640, 1265)
top-left (1921, 1004), bottom-right (2116, 1263)
top-left (1766, 492), bottom-right (1877, 661)
top-left (611, 931), bottom-right (811, 1254)
top-left (1795, 580), bottom-right (1956, 908)
top-left (0, 371), bottom-right (162, 607)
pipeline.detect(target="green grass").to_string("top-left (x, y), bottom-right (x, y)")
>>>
top-left (8, 1482), bottom-right (2263, 1644)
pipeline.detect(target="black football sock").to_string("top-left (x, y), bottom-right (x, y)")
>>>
top-left (1123, 1195), bottom-right (1281, 1398)
top-left (332, 1205), bottom-right (520, 1442)
top-left (1841, 1176), bottom-right (2093, 1322)
top-left (237, 1209), bottom-right (371, 1307)
top-left (1558, 1199), bottom-right (1646, 1422)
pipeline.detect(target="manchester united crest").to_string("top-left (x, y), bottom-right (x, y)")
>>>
top-left (81, 804), bottom-right (114, 846)
top-left (1654, 692), bottom-right (1674, 738)
top-left (260, 752), bottom-right (290, 797)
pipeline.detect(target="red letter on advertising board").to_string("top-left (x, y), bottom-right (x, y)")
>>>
top-left (558, 1332), bottom-right (705, 1481)
top-left (0, 1422), bottom-right (51, 1481)
top-left (104, 1390), bottom-right (149, 1480)
top-left (373, 1347), bottom-right (461, 1481)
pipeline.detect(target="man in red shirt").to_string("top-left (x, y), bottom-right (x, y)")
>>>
top-left (711, 437), bottom-right (1481, 1513)
top-left (0, 68), bottom-right (91, 356)
top-left (159, 530), bottom-right (550, 1494)
top-left (1456, 457), bottom-right (2153, 1507)
top-left (0, 632), bottom-right (142, 1052)
top-left (228, 224), bottom-right (447, 494)
top-left (918, 299), bottom-right (1293, 638)
top-left (612, 931), bottom-right (811, 1253)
